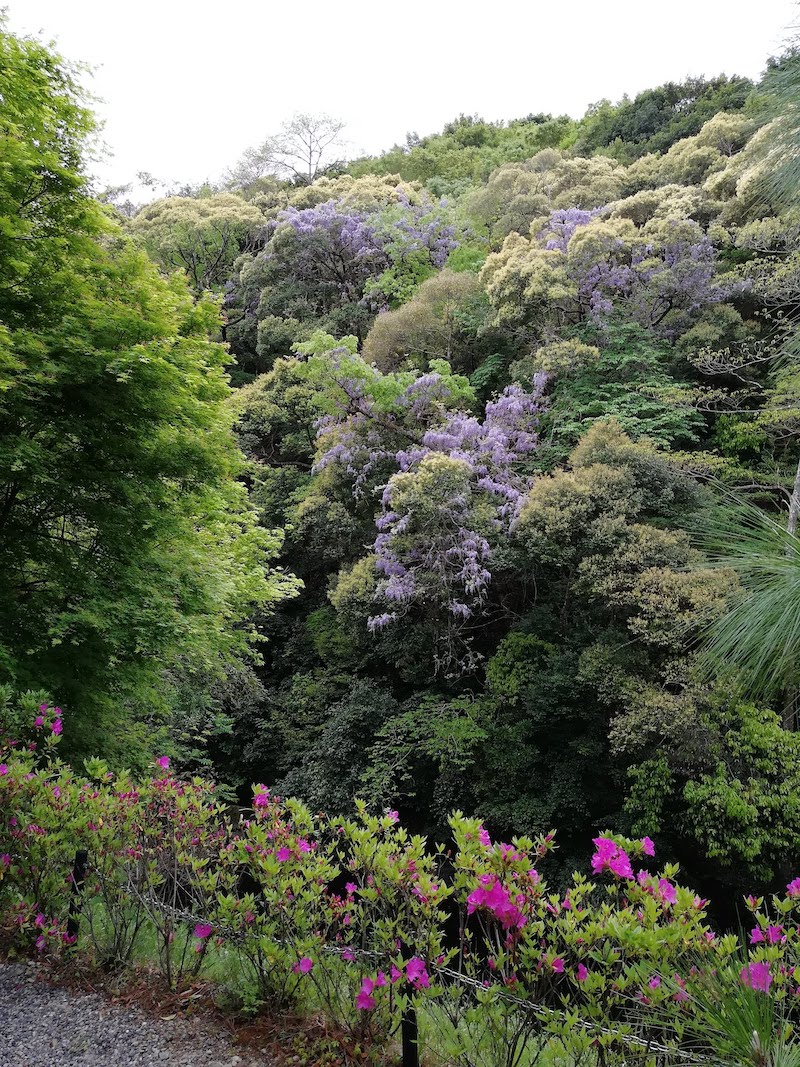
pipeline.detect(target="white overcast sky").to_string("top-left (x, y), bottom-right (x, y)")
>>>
top-left (7, 0), bottom-right (799, 190)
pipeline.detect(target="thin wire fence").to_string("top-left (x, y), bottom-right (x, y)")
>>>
top-left (67, 850), bottom-right (712, 1067)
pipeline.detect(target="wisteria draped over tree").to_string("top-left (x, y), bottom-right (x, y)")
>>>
top-left (225, 193), bottom-right (458, 357)
top-left (312, 347), bottom-right (546, 638)
top-left (482, 207), bottom-right (731, 338)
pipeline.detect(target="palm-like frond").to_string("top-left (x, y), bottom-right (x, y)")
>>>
top-left (698, 497), bottom-right (800, 698)
top-left (757, 34), bottom-right (800, 212)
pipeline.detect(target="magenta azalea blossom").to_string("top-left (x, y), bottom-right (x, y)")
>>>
top-left (640, 836), bottom-right (655, 857)
top-left (357, 976), bottom-right (376, 1010)
top-left (406, 957), bottom-right (430, 989)
top-left (577, 964), bottom-right (588, 982)
top-left (551, 957), bottom-right (564, 974)
top-left (276, 847), bottom-right (291, 862)
top-left (740, 961), bottom-right (772, 992)
top-left (293, 957), bottom-right (313, 974)
top-left (0, 765), bottom-right (7, 777)
top-left (609, 851), bottom-right (633, 879)
top-left (34, 716), bottom-right (44, 728)
top-left (750, 927), bottom-right (764, 944)
top-left (390, 964), bottom-right (404, 983)
top-left (658, 879), bottom-right (677, 905)
top-left (156, 756), bottom-right (170, 770)
top-left (193, 923), bottom-right (212, 939)
top-left (51, 720), bottom-right (62, 736)
top-left (787, 877), bottom-right (800, 898)
top-left (591, 837), bottom-right (633, 880)
top-left (467, 875), bottom-right (526, 929)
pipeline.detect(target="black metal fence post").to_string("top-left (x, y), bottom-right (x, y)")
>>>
top-left (401, 998), bottom-right (419, 1067)
top-left (66, 848), bottom-right (88, 940)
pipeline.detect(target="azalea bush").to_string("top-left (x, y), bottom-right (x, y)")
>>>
top-left (3, 695), bottom-right (800, 1065)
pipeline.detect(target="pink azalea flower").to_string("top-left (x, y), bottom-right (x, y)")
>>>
top-left (609, 850), bottom-right (633, 879)
top-left (787, 877), bottom-right (800, 899)
top-left (35, 934), bottom-right (46, 952)
top-left (750, 927), bottom-right (764, 944)
top-left (640, 836), bottom-right (655, 857)
top-left (406, 957), bottom-right (430, 989)
top-left (386, 810), bottom-right (399, 824)
top-left (34, 716), bottom-right (44, 728)
top-left (276, 847), bottom-right (291, 862)
top-left (478, 827), bottom-right (491, 847)
top-left (297, 839), bottom-right (312, 852)
top-left (740, 961), bottom-right (772, 993)
top-left (390, 964), bottom-right (404, 983)
top-left (345, 882), bottom-right (357, 895)
top-left (39, 703), bottom-right (48, 712)
top-left (0, 855), bottom-right (9, 868)
top-left (577, 964), bottom-right (588, 982)
top-left (658, 879), bottom-right (677, 905)
top-left (52, 786), bottom-right (60, 800)
top-left (551, 957), bottom-right (564, 974)
top-left (342, 949), bottom-right (355, 962)
top-left (0, 765), bottom-right (7, 777)
top-left (292, 957), bottom-right (313, 974)
top-left (767, 925), bottom-right (786, 944)
top-left (193, 923), bottom-right (212, 939)
top-left (649, 976), bottom-right (661, 989)
top-left (357, 976), bottom-right (375, 1011)
top-left (253, 786), bottom-right (269, 808)
top-left (156, 756), bottom-right (170, 770)
top-left (375, 971), bottom-right (387, 987)
top-left (51, 720), bottom-right (62, 736)
top-left (591, 837), bottom-right (633, 880)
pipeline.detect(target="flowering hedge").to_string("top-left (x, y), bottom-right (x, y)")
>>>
top-left (2, 693), bottom-right (800, 1065)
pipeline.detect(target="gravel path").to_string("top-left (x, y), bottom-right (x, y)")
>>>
top-left (0, 962), bottom-right (276, 1067)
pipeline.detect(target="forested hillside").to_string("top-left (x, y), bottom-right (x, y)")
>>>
top-left (5, 15), bottom-right (800, 906)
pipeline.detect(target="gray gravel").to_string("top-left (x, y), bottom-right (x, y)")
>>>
top-left (0, 961), bottom-right (275, 1067)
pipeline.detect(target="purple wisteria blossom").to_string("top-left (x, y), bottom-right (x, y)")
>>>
top-left (540, 207), bottom-right (605, 252)
top-left (536, 208), bottom-right (729, 337)
top-left (313, 362), bottom-right (546, 645)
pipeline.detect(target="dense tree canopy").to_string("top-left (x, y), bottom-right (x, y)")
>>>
top-left (5, 15), bottom-right (800, 905)
top-left (0, 23), bottom-right (298, 761)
